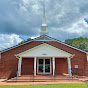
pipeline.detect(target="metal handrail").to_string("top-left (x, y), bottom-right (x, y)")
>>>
top-left (54, 70), bottom-right (56, 81)
top-left (54, 70), bottom-right (55, 77)
top-left (16, 68), bottom-right (20, 81)
top-left (71, 70), bottom-right (74, 80)
top-left (16, 71), bottom-right (19, 81)
top-left (33, 72), bottom-right (34, 82)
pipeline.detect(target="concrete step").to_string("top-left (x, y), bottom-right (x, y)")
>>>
top-left (9, 78), bottom-right (78, 81)
top-left (7, 76), bottom-right (80, 82)
top-left (7, 80), bottom-right (79, 82)
top-left (7, 79), bottom-right (79, 82)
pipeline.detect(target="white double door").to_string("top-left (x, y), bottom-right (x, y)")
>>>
top-left (38, 58), bottom-right (51, 74)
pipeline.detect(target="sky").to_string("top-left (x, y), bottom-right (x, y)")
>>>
top-left (0, 0), bottom-right (88, 50)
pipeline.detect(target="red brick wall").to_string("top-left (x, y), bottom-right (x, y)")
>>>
top-left (21, 58), bottom-right (34, 75)
top-left (0, 41), bottom-right (42, 79)
top-left (0, 41), bottom-right (87, 78)
top-left (55, 58), bottom-right (68, 75)
top-left (47, 41), bottom-right (87, 76)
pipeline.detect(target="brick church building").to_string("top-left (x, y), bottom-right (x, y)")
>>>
top-left (0, 3), bottom-right (88, 79)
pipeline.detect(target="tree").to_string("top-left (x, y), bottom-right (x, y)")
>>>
top-left (18, 38), bottom-right (32, 45)
top-left (65, 37), bottom-right (88, 52)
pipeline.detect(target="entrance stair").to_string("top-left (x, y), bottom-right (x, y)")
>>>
top-left (6, 75), bottom-right (83, 82)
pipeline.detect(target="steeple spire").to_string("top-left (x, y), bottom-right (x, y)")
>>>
top-left (40, 1), bottom-right (48, 35)
top-left (43, 1), bottom-right (46, 24)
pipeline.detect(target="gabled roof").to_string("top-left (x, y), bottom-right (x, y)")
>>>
top-left (34, 35), bottom-right (56, 41)
top-left (0, 34), bottom-right (88, 54)
top-left (15, 42), bottom-right (74, 57)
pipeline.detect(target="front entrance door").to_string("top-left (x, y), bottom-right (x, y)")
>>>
top-left (38, 59), bottom-right (51, 74)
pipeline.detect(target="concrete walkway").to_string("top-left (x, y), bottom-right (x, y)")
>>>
top-left (0, 80), bottom-right (84, 86)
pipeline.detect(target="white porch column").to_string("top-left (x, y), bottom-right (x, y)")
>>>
top-left (18, 57), bottom-right (22, 76)
top-left (67, 57), bottom-right (72, 77)
top-left (34, 57), bottom-right (36, 76)
top-left (53, 57), bottom-right (55, 76)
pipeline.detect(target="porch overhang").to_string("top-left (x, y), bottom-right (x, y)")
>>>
top-left (15, 42), bottom-right (74, 58)
top-left (16, 42), bottom-right (74, 77)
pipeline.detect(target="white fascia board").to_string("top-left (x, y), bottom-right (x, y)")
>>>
top-left (35, 40), bottom-right (55, 41)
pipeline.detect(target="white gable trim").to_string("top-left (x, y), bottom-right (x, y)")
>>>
top-left (15, 43), bottom-right (74, 58)
top-left (34, 35), bottom-right (56, 41)
top-left (35, 40), bottom-right (55, 41)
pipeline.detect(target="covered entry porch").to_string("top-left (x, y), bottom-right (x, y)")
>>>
top-left (15, 43), bottom-right (74, 77)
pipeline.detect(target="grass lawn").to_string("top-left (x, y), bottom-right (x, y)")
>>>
top-left (0, 84), bottom-right (87, 88)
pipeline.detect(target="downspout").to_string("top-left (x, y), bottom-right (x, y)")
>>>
top-left (86, 53), bottom-right (88, 63)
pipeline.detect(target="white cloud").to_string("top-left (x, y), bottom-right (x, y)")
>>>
top-left (31, 35), bottom-right (39, 39)
top-left (66, 19), bottom-right (88, 35)
top-left (83, 20), bottom-right (88, 27)
top-left (0, 0), bottom-right (88, 44)
top-left (0, 34), bottom-right (22, 50)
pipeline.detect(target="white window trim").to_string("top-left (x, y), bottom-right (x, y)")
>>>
top-left (37, 58), bottom-right (52, 74)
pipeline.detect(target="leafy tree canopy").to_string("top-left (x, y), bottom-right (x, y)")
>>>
top-left (65, 37), bottom-right (88, 52)
top-left (18, 38), bottom-right (32, 45)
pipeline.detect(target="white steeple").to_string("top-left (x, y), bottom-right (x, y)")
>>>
top-left (40, 1), bottom-right (48, 35)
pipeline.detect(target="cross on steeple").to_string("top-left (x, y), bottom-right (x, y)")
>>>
top-left (40, 1), bottom-right (48, 35)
